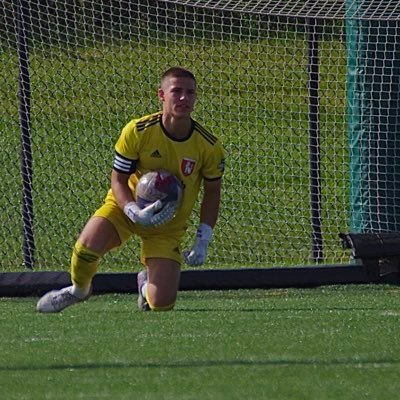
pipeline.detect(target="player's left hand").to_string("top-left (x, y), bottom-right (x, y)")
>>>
top-left (183, 223), bottom-right (213, 266)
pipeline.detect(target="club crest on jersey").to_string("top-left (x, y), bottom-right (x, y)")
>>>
top-left (181, 158), bottom-right (196, 176)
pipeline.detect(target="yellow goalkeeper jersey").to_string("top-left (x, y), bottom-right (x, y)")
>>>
top-left (113, 111), bottom-right (225, 230)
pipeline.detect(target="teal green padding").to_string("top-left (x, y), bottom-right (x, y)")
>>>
top-left (346, 1), bottom-right (400, 232)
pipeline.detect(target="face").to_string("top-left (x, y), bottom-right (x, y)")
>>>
top-left (158, 76), bottom-right (196, 119)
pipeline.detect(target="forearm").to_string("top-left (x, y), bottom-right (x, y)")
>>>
top-left (111, 170), bottom-right (134, 210)
top-left (199, 181), bottom-right (221, 228)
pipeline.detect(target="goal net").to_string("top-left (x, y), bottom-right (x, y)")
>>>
top-left (1, 1), bottom-right (397, 272)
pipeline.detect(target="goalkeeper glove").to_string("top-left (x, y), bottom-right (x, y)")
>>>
top-left (124, 200), bottom-right (175, 227)
top-left (183, 223), bottom-right (213, 266)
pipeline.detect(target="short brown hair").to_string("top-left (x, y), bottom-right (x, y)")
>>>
top-left (161, 67), bottom-right (196, 85)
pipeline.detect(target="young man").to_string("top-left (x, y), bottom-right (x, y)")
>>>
top-left (37, 67), bottom-right (225, 312)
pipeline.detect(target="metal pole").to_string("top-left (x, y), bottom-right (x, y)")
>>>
top-left (15, 0), bottom-right (35, 269)
top-left (307, 18), bottom-right (323, 262)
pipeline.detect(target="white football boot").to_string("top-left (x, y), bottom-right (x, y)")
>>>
top-left (36, 286), bottom-right (91, 313)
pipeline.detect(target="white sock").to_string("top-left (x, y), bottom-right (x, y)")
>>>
top-left (70, 284), bottom-right (90, 299)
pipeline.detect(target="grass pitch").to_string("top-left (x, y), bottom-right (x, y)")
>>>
top-left (1, 285), bottom-right (400, 400)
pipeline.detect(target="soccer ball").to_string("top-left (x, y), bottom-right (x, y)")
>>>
top-left (135, 170), bottom-right (183, 211)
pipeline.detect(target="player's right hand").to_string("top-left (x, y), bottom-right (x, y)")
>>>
top-left (124, 201), bottom-right (174, 227)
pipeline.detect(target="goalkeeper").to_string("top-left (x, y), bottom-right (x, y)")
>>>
top-left (37, 66), bottom-right (225, 313)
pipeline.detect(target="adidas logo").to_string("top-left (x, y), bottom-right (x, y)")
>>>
top-left (150, 150), bottom-right (162, 158)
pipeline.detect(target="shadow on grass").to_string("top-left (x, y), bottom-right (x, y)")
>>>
top-left (176, 306), bottom-right (386, 313)
top-left (2, 358), bottom-right (400, 372)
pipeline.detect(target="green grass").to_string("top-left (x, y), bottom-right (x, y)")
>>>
top-left (1, 285), bottom-right (400, 399)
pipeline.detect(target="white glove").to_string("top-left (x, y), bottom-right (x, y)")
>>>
top-left (124, 201), bottom-right (175, 227)
top-left (183, 223), bottom-right (213, 266)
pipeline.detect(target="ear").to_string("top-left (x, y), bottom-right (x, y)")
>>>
top-left (158, 88), bottom-right (165, 102)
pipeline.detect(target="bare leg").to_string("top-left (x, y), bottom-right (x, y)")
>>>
top-left (78, 216), bottom-right (121, 255)
top-left (145, 258), bottom-right (181, 310)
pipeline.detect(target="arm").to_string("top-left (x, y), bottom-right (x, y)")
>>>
top-left (111, 169), bottom-right (135, 210)
top-left (199, 178), bottom-right (222, 228)
top-left (183, 178), bottom-right (222, 266)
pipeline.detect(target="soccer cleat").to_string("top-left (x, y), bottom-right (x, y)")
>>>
top-left (137, 270), bottom-right (150, 311)
top-left (36, 286), bottom-right (90, 313)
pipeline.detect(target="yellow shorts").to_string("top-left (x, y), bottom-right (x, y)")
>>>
top-left (93, 191), bottom-right (185, 265)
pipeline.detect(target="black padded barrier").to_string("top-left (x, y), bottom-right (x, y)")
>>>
top-left (0, 264), bottom-right (381, 297)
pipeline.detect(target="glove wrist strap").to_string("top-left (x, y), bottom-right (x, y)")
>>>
top-left (123, 201), bottom-right (139, 215)
top-left (197, 223), bottom-right (213, 243)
